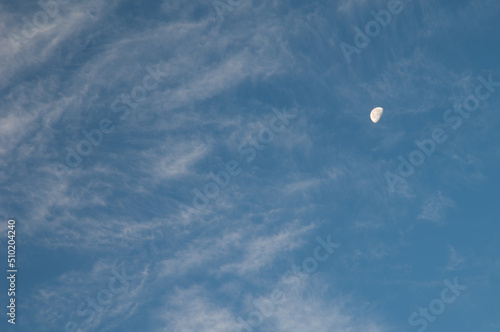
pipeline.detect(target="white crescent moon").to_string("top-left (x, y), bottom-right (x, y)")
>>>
top-left (370, 107), bottom-right (383, 123)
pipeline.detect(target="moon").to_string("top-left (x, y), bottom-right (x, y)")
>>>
top-left (370, 107), bottom-right (383, 123)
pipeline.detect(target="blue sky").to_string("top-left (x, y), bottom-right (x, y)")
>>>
top-left (1, 0), bottom-right (499, 331)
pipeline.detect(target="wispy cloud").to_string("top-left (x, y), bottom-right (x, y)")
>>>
top-left (417, 191), bottom-right (455, 224)
top-left (159, 220), bottom-right (315, 278)
top-left (445, 245), bottom-right (466, 271)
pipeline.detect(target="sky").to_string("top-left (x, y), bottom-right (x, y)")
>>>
top-left (0, 0), bottom-right (499, 331)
